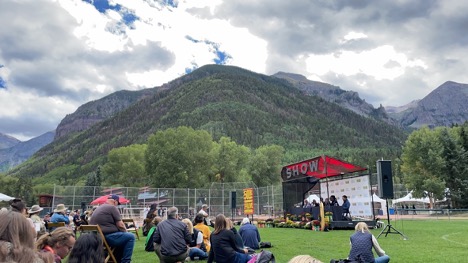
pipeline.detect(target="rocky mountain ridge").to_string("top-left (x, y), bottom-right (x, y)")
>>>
top-left (388, 81), bottom-right (468, 128)
top-left (0, 131), bottom-right (54, 172)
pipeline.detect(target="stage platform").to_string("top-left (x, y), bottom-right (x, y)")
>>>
top-left (330, 219), bottom-right (377, 230)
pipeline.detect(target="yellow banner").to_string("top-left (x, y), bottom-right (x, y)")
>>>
top-left (243, 188), bottom-right (254, 215)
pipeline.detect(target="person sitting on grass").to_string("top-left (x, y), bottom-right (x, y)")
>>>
top-left (239, 218), bottom-right (261, 250)
top-left (193, 213), bottom-right (211, 252)
top-left (182, 218), bottom-right (208, 260)
top-left (348, 222), bottom-right (390, 263)
top-left (207, 214), bottom-right (251, 263)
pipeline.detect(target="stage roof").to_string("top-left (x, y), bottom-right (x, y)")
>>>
top-left (281, 155), bottom-right (367, 182)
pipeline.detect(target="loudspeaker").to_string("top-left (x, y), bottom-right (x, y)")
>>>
top-left (230, 191), bottom-right (237, 209)
top-left (81, 201), bottom-right (87, 213)
top-left (377, 160), bottom-right (394, 199)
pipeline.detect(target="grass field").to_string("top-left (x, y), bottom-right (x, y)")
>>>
top-left (131, 219), bottom-right (468, 262)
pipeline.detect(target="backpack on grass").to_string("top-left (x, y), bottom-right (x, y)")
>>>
top-left (248, 250), bottom-right (275, 263)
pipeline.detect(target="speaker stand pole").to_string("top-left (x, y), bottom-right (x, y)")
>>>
top-left (378, 199), bottom-right (408, 240)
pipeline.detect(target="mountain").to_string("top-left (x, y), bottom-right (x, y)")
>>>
top-left (55, 88), bottom-right (157, 139)
top-left (6, 64), bottom-right (407, 183)
top-left (388, 81), bottom-right (468, 128)
top-left (0, 131), bottom-right (55, 172)
top-left (273, 72), bottom-right (397, 125)
top-left (0, 133), bottom-right (20, 149)
top-left (385, 100), bottom-right (420, 114)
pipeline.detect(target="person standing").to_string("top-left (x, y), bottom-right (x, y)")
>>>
top-left (348, 222), bottom-right (390, 263)
top-left (238, 218), bottom-right (261, 250)
top-left (198, 204), bottom-right (211, 226)
top-left (89, 195), bottom-right (135, 263)
top-left (153, 206), bottom-right (191, 263)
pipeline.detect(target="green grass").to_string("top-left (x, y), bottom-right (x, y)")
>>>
top-left (132, 220), bottom-right (468, 262)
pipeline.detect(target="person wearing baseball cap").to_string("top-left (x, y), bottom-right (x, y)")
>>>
top-left (90, 195), bottom-right (135, 263)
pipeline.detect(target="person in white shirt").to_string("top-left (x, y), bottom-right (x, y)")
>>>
top-left (198, 204), bottom-right (211, 226)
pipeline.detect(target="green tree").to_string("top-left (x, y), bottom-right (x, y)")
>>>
top-left (82, 167), bottom-right (103, 203)
top-left (101, 144), bottom-right (148, 187)
top-left (211, 137), bottom-right (250, 183)
top-left (0, 173), bottom-right (18, 197)
top-left (401, 127), bottom-right (445, 208)
top-left (439, 128), bottom-right (468, 207)
top-left (145, 127), bottom-right (214, 188)
top-left (249, 145), bottom-right (284, 187)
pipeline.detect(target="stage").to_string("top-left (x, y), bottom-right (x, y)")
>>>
top-left (330, 219), bottom-right (378, 230)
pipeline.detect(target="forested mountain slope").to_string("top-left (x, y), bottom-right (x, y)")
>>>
top-left (7, 65), bottom-right (407, 183)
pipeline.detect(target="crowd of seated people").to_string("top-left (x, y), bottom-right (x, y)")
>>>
top-left (1, 196), bottom-right (381, 263)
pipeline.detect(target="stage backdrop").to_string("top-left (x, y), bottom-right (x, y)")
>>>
top-left (320, 175), bottom-right (373, 217)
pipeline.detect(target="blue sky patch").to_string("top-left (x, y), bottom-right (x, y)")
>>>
top-left (165, 0), bottom-right (178, 8)
top-left (82, 0), bottom-right (138, 28)
top-left (185, 36), bottom-right (231, 65)
top-left (0, 64), bottom-right (5, 88)
top-left (0, 77), bottom-right (6, 89)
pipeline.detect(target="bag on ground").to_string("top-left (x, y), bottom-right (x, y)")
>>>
top-left (254, 250), bottom-right (276, 263)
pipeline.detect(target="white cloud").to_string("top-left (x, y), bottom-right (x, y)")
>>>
top-left (1, 0), bottom-right (468, 140)
top-left (306, 45), bottom-right (427, 84)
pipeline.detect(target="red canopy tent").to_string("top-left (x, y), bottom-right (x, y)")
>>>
top-left (281, 155), bottom-right (367, 216)
top-left (90, 195), bottom-right (130, 205)
top-left (281, 155), bottom-right (367, 182)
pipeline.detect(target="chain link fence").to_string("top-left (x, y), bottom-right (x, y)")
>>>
top-left (40, 183), bottom-right (284, 222)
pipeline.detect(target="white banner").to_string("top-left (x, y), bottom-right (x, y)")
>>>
top-left (320, 175), bottom-right (373, 217)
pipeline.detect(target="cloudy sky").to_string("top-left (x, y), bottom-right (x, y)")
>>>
top-left (1, 0), bottom-right (468, 141)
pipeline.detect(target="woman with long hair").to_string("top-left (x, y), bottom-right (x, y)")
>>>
top-left (67, 233), bottom-right (105, 263)
top-left (0, 211), bottom-right (53, 263)
top-left (36, 227), bottom-right (76, 263)
top-left (226, 217), bottom-right (244, 250)
top-left (348, 222), bottom-right (390, 263)
top-left (143, 204), bottom-right (158, 236)
top-left (182, 218), bottom-right (208, 260)
top-left (207, 214), bottom-right (251, 263)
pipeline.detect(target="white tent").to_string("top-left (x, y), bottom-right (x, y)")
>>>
top-left (372, 193), bottom-right (388, 215)
top-left (0, 193), bottom-right (14, 202)
top-left (392, 191), bottom-right (430, 204)
top-left (306, 194), bottom-right (321, 203)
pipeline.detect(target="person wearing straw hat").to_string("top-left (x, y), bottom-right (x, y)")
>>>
top-left (29, 204), bottom-right (46, 235)
top-left (51, 204), bottom-right (70, 229)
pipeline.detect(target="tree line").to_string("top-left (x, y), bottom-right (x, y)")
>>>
top-left (401, 122), bottom-right (468, 208)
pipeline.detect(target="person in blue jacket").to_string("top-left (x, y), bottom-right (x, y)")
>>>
top-left (50, 204), bottom-right (70, 230)
top-left (238, 218), bottom-right (261, 250)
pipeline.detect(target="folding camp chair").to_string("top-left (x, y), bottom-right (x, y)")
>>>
top-left (46, 222), bottom-right (66, 233)
top-left (79, 225), bottom-right (117, 263)
top-left (122, 218), bottom-right (140, 240)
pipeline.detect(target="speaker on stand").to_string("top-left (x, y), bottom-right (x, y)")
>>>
top-left (376, 160), bottom-right (408, 240)
top-left (230, 191), bottom-right (237, 220)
